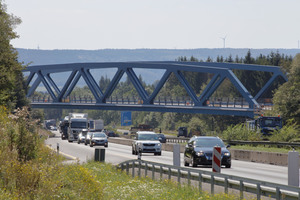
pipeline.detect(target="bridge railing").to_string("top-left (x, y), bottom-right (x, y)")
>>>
top-left (117, 159), bottom-right (300, 200)
top-left (30, 95), bottom-right (273, 110)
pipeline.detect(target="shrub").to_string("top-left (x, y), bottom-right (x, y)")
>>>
top-left (222, 123), bottom-right (260, 141)
top-left (269, 120), bottom-right (300, 142)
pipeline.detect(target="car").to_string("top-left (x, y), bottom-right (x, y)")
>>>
top-left (184, 136), bottom-right (231, 168)
top-left (132, 131), bottom-right (162, 156)
top-left (77, 129), bottom-right (88, 144)
top-left (177, 127), bottom-right (188, 137)
top-left (157, 133), bottom-right (166, 143)
top-left (84, 132), bottom-right (93, 145)
top-left (107, 131), bottom-right (118, 137)
top-left (50, 125), bottom-right (57, 131)
top-left (89, 132), bottom-right (108, 147)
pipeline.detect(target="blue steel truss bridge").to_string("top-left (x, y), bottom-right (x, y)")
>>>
top-left (24, 61), bottom-right (287, 118)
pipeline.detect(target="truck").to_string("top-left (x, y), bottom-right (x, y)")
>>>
top-left (59, 116), bottom-right (69, 140)
top-left (177, 127), bottom-right (188, 137)
top-left (89, 119), bottom-right (104, 132)
top-left (68, 113), bottom-right (89, 142)
top-left (246, 115), bottom-right (283, 136)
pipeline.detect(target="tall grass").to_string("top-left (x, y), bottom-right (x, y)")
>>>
top-left (85, 162), bottom-right (245, 200)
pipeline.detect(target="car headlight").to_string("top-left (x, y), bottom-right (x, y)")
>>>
top-left (196, 151), bottom-right (204, 156)
top-left (224, 152), bottom-right (230, 156)
top-left (157, 143), bottom-right (162, 147)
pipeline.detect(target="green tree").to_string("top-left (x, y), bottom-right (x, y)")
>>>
top-left (0, 2), bottom-right (28, 110)
top-left (273, 54), bottom-right (300, 124)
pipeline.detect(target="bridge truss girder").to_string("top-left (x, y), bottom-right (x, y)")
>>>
top-left (24, 61), bottom-right (287, 118)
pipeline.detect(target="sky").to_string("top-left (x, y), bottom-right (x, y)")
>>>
top-left (4, 0), bottom-right (300, 50)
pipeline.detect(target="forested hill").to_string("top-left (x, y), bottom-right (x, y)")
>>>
top-left (17, 48), bottom-right (300, 65)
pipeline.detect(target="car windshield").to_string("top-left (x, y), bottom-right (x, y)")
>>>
top-left (194, 138), bottom-right (225, 148)
top-left (71, 121), bottom-right (87, 128)
top-left (93, 133), bottom-right (106, 138)
top-left (138, 134), bottom-right (159, 141)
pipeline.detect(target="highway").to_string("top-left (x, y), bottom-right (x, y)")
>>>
top-left (46, 130), bottom-right (288, 185)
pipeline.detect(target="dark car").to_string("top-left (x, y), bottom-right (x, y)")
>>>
top-left (107, 131), bottom-right (118, 137)
top-left (184, 136), bottom-right (231, 168)
top-left (157, 133), bottom-right (166, 143)
top-left (177, 127), bottom-right (188, 137)
top-left (90, 132), bottom-right (108, 147)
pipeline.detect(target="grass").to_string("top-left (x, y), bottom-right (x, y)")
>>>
top-left (83, 161), bottom-right (246, 200)
top-left (0, 158), bottom-right (249, 200)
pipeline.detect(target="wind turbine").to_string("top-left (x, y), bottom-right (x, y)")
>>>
top-left (220, 35), bottom-right (227, 48)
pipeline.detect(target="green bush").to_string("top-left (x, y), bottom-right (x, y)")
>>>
top-left (269, 120), bottom-right (300, 142)
top-left (222, 123), bottom-right (260, 141)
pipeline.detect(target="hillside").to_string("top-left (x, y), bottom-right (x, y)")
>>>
top-left (17, 48), bottom-right (300, 65)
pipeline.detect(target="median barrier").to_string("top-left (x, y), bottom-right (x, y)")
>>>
top-left (108, 137), bottom-right (293, 166)
top-left (230, 149), bottom-right (289, 166)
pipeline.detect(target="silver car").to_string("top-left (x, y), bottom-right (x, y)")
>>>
top-left (84, 132), bottom-right (93, 145)
top-left (132, 131), bottom-right (162, 156)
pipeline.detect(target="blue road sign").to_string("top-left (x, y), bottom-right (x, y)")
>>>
top-left (121, 111), bottom-right (132, 126)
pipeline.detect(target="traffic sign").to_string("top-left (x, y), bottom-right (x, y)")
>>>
top-left (121, 111), bottom-right (132, 126)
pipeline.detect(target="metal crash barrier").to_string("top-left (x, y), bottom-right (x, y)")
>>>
top-left (117, 159), bottom-right (300, 200)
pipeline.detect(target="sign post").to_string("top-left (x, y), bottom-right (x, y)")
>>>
top-left (288, 151), bottom-right (299, 186)
top-left (173, 144), bottom-right (181, 167)
top-left (212, 146), bottom-right (221, 173)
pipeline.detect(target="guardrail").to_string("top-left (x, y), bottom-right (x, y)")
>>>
top-left (224, 140), bottom-right (300, 148)
top-left (30, 95), bottom-right (273, 109)
top-left (117, 159), bottom-right (300, 200)
top-left (166, 137), bottom-right (189, 143)
top-left (165, 137), bottom-right (300, 149)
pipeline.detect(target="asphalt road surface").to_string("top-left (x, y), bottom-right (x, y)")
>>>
top-left (46, 130), bottom-right (288, 185)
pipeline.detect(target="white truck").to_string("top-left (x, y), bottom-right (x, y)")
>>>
top-left (89, 119), bottom-right (104, 132)
top-left (68, 113), bottom-right (89, 142)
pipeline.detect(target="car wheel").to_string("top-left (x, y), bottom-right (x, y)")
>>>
top-left (157, 152), bottom-right (161, 156)
top-left (225, 164), bottom-right (231, 168)
top-left (105, 144), bottom-right (108, 148)
top-left (132, 148), bottom-right (135, 155)
top-left (84, 142), bottom-right (87, 145)
top-left (78, 140), bottom-right (80, 144)
top-left (184, 159), bottom-right (189, 167)
top-left (68, 140), bottom-right (72, 143)
top-left (191, 158), bottom-right (197, 167)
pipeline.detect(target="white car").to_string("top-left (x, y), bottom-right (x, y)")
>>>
top-left (132, 131), bottom-right (162, 156)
